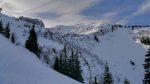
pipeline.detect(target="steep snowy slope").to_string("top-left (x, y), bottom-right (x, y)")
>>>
top-left (92, 29), bottom-right (146, 84)
top-left (50, 23), bottom-right (111, 35)
top-left (0, 35), bottom-right (81, 84)
top-left (0, 13), bottom-right (62, 47)
top-left (0, 13), bottom-right (63, 66)
top-left (48, 26), bottom-right (147, 84)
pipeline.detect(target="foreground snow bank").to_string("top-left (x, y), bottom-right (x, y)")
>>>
top-left (0, 35), bottom-right (81, 84)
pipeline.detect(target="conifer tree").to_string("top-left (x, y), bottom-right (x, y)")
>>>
top-left (4, 22), bottom-right (10, 38)
top-left (73, 52), bottom-right (84, 83)
top-left (143, 48), bottom-right (150, 84)
top-left (0, 20), bottom-right (4, 34)
top-left (53, 48), bottom-right (84, 83)
top-left (68, 50), bottom-right (75, 77)
top-left (11, 32), bottom-right (16, 43)
top-left (25, 25), bottom-right (39, 57)
top-left (93, 77), bottom-right (98, 84)
top-left (103, 62), bottom-right (113, 84)
top-left (94, 35), bottom-right (99, 42)
top-left (62, 44), bottom-right (69, 75)
top-left (54, 49), bottom-right (67, 74)
top-left (59, 52), bottom-right (64, 73)
top-left (140, 36), bottom-right (150, 45)
top-left (54, 57), bottom-right (59, 71)
top-left (124, 78), bottom-right (130, 84)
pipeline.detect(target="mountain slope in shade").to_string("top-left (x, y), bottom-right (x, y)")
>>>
top-left (0, 35), bottom-right (81, 84)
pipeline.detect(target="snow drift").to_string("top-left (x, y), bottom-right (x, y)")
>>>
top-left (0, 35), bottom-right (81, 84)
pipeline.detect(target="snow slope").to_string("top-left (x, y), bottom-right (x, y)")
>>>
top-left (49, 23), bottom-right (111, 35)
top-left (92, 29), bottom-right (146, 84)
top-left (0, 35), bottom-right (81, 84)
top-left (48, 23), bottom-right (147, 84)
top-left (0, 13), bottom-right (63, 48)
top-left (0, 13), bottom-right (63, 66)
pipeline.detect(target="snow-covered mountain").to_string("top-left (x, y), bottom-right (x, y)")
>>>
top-left (48, 25), bottom-right (146, 84)
top-left (0, 12), bottom-right (148, 84)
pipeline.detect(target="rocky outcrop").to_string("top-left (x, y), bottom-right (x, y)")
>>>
top-left (18, 16), bottom-right (45, 27)
top-left (0, 8), bottom-right (2, 13)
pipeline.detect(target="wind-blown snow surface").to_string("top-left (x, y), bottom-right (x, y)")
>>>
top-left (0, 35), bottom-right (81, 84)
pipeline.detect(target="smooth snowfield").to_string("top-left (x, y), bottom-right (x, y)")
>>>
top-left (0, 35), bottom-right (81, 84)
top-left (93, 29), bottom-right (146, 84)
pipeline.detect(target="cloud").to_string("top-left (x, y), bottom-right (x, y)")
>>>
top-left (0, 1), bottom-right (18, 15)
top-left (33, 12), bottom-right (60, 19)
top-left (0, 0), bottom-right (101, 27)
top-left (1, 0), bottom-right (149, 27)
top-left (118, 0), bottom-right (150, 24)
top-left (137, 0), bottom-right (150, 14)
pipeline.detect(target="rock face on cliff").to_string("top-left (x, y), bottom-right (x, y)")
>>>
top-left (0, 8), bottom-right (2, 13)
top-left (18, 16), bottom-right (45, 27)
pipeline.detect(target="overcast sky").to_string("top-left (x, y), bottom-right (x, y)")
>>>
top-left (0, 0), bottom-right (150, 27)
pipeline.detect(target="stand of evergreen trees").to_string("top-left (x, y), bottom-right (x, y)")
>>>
top-left (0, 20), bottom-right (138, 84)
top-left (102, 62), bottom-right (113, 84)
top-left (25, 25), bottom-right (39, 58)
top-left (4, 23), bottom-right (10, 38)
top-left (92, 77), bottom-right (98, 84)
top-left (140, 36), bottom-right (150, 45)
top-left (0, 21), bottom-right (40, 58)
top-left (0, 21), bottom-right (4, 34)
top-left (11, 32), bottom-right (16, 43)
top-left (53, 45), bottom-right (84, 83)
top-left (143, 48), bottom-right (150, 84)
top-left (124, 78), bottom-right (130, 84)
top-left (94, 35), bottom-right (99, 42)
top-left (0, 21), bottom-right (10, 39)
